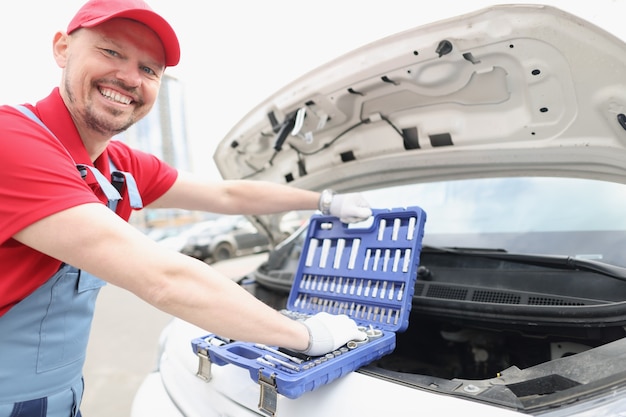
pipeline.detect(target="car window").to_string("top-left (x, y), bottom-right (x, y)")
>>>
top-left (362, 177), bottom-right (626, 267)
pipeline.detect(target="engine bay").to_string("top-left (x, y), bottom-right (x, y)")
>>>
top-left (249, 238), bottom-right (626, 412)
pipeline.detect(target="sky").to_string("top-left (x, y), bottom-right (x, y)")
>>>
top-left (2, 0), bottom-right (625, 179)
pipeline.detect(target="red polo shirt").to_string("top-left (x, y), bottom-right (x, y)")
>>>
top-left (0, 88), bottom-right (178, 316)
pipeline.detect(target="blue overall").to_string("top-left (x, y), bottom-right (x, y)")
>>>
top-left (0, 107), bottom-right (143, 416)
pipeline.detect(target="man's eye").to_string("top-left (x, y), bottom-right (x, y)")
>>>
top-left (104, 49), bottom-right (120, 57)
top-left (140, 66), bottom-right (156, 76)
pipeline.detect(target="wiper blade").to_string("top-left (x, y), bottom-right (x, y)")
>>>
top-left (423, 245), bottom-right (626, 281)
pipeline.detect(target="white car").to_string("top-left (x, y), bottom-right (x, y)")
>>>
top-left (132, 4), bottom-right (626, 416)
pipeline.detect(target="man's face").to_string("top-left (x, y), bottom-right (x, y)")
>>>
top-left (56, 18), bottom-right (166, 138)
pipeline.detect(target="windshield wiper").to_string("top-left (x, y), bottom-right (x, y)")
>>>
top-left (422, 245), bottom-right (626, 282)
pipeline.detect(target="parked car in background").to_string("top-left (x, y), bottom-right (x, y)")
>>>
top-left (148, 213), bottom-right (307, 263)
top-left (180, 215), bottom-right (271, 263)
top-left (133, 4), bottom-right (626, 416)
top-left (146, 219), bottom-right (215, 252)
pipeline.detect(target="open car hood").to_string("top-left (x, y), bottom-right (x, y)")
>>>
top-left (213, 4), bottom-right (626, 241)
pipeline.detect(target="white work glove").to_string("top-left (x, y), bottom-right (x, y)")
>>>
top-left (299, 312), bottom-right (367, 356)
top-left (319, 189), bottom-right (371, 223)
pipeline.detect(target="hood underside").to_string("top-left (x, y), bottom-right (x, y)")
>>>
top-left (213, 4), bottom-right (626, 239)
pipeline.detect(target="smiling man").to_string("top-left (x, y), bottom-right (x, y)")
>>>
top-left (0, 0), bottom-right (370, 416)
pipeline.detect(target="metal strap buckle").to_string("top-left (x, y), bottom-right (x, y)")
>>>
top-left (195, 348), bottom-right (212, 381)
top-left (258, 370), bottom-right (278, 416)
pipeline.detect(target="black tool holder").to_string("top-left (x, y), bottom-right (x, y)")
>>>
top-left (192, 206), bottom-right (426, 416)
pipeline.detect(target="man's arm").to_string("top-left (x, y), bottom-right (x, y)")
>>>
top-left (13, 203), bottom-right (313, 350)
top-left (148, 171), bottom-right (321, 214)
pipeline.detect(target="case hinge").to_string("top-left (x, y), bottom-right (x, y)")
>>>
top-left (258, 370), bottom-right (278, 416)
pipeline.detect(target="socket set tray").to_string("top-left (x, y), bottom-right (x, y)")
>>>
top-left (191, 207), bottom-right (426, 409)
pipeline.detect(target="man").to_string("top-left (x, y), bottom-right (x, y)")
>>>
top-left (0, 0), bottom-right (371, 415)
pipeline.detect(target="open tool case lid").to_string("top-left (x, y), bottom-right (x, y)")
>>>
top-left (287, 206), bottom-right (427, 333)
top-left (191, 207), bottom-right (426, 413)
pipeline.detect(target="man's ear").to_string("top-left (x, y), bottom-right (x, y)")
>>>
top-left (52, 31), bottom-right (69, 68)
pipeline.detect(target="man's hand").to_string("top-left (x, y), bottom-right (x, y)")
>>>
top-left (329, 192), bottom-right (372, 223)
top-left (299, 312), bottom-right (367, 356)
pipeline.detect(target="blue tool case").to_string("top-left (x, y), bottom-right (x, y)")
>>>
top-left (191, 206), bottom-right (427, 414)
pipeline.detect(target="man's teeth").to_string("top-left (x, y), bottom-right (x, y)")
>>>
top-left (100, 88), bottom-right (132, 104)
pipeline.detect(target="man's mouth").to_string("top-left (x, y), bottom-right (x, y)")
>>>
top-left (99, 87), bottom-right (133, 105)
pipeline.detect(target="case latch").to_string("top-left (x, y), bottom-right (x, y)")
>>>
top-left (195, 348), bottom-right (212, 381)
top-left (258, 370), bottom-right (278, 416)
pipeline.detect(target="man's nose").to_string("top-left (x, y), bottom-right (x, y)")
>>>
top-left (115, 61), bottom-right (143, 88)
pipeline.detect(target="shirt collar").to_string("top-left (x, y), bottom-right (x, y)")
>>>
top-left (35, 88), bottom-right (111, 175)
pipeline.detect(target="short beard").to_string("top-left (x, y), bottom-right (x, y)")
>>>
top-left (63, 75), bottom-right (139, 136)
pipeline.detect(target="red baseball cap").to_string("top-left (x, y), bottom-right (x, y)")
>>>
top-left (67, 0), bottom-right (180, 67)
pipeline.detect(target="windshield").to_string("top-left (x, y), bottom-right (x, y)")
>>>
top-left (361, 177), bottom-right (626, 267)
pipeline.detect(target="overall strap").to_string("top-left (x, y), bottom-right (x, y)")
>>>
top-left (14, 105), bottom-right (51, 133)
top-left (77, 164), bottom-right (123, 208)
top-left (14, 105), bottom-right (124, 210)
top-left (109, 159), bottom-right (143, 209)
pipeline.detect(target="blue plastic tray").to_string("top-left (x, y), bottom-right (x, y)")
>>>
top-left (288, 206), bottom-right (426, 332)
top-left (191, 206), bottom-right (426, 400)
